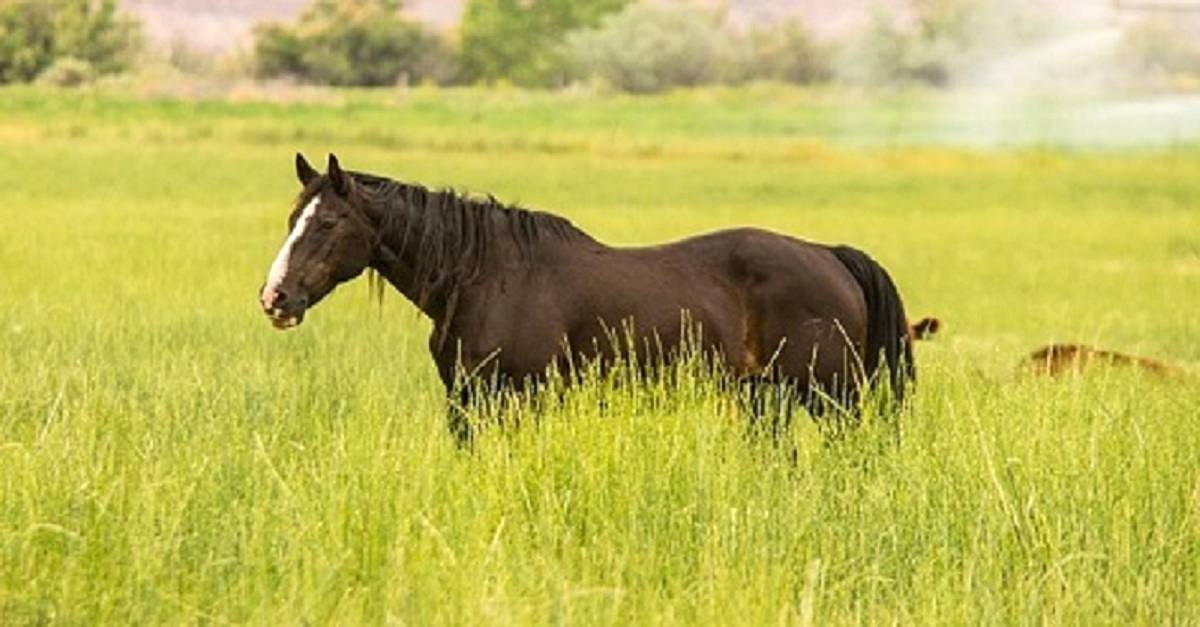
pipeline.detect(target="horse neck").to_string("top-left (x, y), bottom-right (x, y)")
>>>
top-left (369, 239), bottom-right (436, 318)
top-left (368, 196), bottom-right (522, 323)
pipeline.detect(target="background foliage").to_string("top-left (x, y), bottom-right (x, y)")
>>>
top-left (0, 0), bottom-right (140, 84)
top-left (563, 2), bottom-right (831, 92)
top-left (836, 0), bottom-right (1049, 87)
top-left (1120, 16), bottom-right (1200, 89)
top-left (253, 0), bottom-right (454, 86)
top-left (458, 0), bottom-right (631, 87)
top-left (563, 2), bottom-right (732, 92)
top-left (0, 0), bottom-right (1198, 92)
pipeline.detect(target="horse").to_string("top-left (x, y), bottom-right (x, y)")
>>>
top-left (259, 153), bottom-right (922, 443)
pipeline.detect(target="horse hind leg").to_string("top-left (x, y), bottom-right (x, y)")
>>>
top-left (793, 374), bottom-right (863, 442)
top-left (739, 375), bottom-right (806, 464)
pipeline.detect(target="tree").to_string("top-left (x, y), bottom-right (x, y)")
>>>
top-left (254, 0), bottom-right (455, 86)
top-left (459, 0), bottom-right (631, 86)
top-left (0, 0), bottom-right (141, 84)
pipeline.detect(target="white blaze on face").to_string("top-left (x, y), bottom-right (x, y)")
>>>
top-left (262, 195), bottom-right (321, 304)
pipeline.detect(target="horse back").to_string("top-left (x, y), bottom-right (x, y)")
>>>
top-left (554, 228), bottom-right (869, 376)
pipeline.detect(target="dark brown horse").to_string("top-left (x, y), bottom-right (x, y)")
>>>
top-left (260, 154), bottom-right (920, 441)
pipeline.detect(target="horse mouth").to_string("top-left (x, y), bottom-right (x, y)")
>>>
top-left (266, 310), bottom-right (305, 330)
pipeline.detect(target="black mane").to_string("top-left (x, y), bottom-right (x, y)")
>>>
top-left (349, 171), bottom-right (592, 299)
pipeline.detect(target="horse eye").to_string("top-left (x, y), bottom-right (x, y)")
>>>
top-left (318, 218), bottom-right (337, 230)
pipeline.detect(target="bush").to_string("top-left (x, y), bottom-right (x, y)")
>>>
top-left (0, 0), bottom-right (140, 84)
top-left (254, 0), bottom-right (455, 86)
top-left (836, 0), bottom-right (1048, 87)
top-left (563, 2), bottom-right (733, 93)
top-left (563, 2), bottom-right (832, 93)
top-left (740, 20), bottom-right (832, 85)
top-left (459, 0), bottom-right (631, 87)
top-left (36, 56), bottom-right (94, 87)
top-left (1119, 17), bottom-right (1200, 87)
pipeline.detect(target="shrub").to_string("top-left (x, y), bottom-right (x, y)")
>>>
top-left (563, 2), bottom-right (733, 93)
top-left (741, 19), bottom-right (832, 85)
top-left (36, 56), bottom-right (94, 87)
top-left (836, 0), bottom-right (1048, 87)
top-left (0, 0), bottom-right (140, 84)
top-left (563, 2), bottom-right (832, 93)
top-left (1119, 16), bottom-right (1200, 87)
top-left (253, 0), bottom-right (455, 86)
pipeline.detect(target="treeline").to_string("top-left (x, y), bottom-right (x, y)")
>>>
top-left (3, 0), bottom-right (1200, 92)
top-left (249, 0), bottom-right (1200, 91)
top-left (249, 0), bottom-right (832, 91)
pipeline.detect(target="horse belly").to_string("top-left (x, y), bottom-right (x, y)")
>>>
top-left (562, 267), bottom-right (737, 367)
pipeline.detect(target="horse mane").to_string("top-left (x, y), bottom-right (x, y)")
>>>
top-left (348, 171), bottom-right (591, 303)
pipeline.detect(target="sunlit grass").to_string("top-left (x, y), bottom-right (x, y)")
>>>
top-left (1, 87), bottom-right (1198, 624)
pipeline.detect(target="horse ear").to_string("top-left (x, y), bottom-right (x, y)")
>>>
top-left (327, 153), bottom-right (351, 196)
top-left (295, 152), bottom-right (319, 186)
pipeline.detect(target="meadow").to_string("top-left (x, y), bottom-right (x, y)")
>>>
top-left (1, 85), bottom-right (1198, 624)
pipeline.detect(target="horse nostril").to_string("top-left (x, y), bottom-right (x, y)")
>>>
top-left (273, 289), bottom-right (289, 306)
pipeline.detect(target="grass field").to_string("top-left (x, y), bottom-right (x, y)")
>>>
top-left (1, 86), bottom-right (1198, 624)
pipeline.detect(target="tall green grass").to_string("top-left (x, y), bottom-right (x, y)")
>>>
top-left (1, 87), bottom-right (1198, 624)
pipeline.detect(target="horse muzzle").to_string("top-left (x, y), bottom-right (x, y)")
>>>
top-left (260, 285), bottom-right (308, 330)
top-left (266, 310), bottom-right (305, 330)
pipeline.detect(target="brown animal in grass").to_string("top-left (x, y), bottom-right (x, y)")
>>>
top-left (909, 317), bottom-right (941, 341)
top-left (1028, 343), bottom-right (1181, 378)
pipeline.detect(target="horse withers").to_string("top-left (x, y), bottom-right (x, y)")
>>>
top-left (260, 153), bottom-right (923, 442)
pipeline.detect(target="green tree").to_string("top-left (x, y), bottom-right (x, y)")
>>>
top-left (254, 0), bottom-right (455, 86)
top-left (0, 0), bottom-right (140, 84)
top-left (459, 0), bottom-right (631, 87)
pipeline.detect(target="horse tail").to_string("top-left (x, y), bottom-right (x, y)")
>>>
top-left (829, 245), bottom-right (915, 405)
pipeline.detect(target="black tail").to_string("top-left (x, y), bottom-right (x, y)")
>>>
top-left (829, 245), bottom-right (915, 405)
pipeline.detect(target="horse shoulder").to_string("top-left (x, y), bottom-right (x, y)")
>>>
top-left (436, 267), bottom-right (573, 380)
